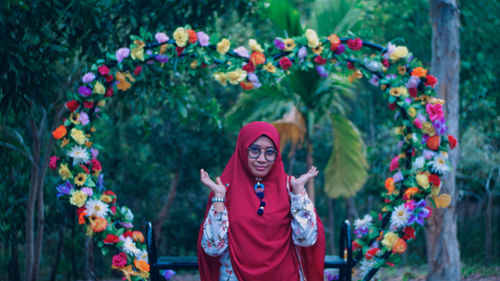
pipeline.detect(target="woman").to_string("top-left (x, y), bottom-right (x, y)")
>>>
top-left (197, 121), bottom-right (325, 281)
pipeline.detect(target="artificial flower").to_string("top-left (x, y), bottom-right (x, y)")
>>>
top-left (226, 69), bottom-right (247, 85)
top-left (283, 38), bottom-right (296, 51)
top-left (406, 75), bottom-right (420, 88)
top-left (413, 118), bottom-right (423, 129)
top-left (67, 146), bottom-right (90, 166)
top-left (70, 128), bottom-right (87, 145)
top-left (173, 27), bottom-right (188, 47)
top-left (116, 48), bottom-right (130, 63)
top-left (274, 38), bottom-right (285, 50)
top-left (162, 270), bottom-right (176, 280)
top-left (398, 65), bottom-right (407, 75)
top-left (297, 46), bottom-right (307, 62)
top-left (354, 214), bottom-right (373, 238)
top-left (433, 118), bottom-right (447, 136)
top-left (82, 72), bottom-right (96, 83)
top-left (448, 135), bottom-right (457, 149)
top-left (81, 187), bottom-right (93, 196)
top-left (93, 81), bottom-right (106, 95)
top-left (248, 39), bottom-right (263, 52)
top-left (187, 29), bottom-right (197, 44)
top-left (134, 260), bottom-right (150, 272)
top-left (58, 163), bottom-right (73, 180)
top-left (306, 29), bottom-right (319, 48)
top-left (69, 112), bottom-right (80, 125)
top-left (90, 216), bottom-right (107, 232)
top-left (422, 122), bottom-right (436, 136)
top-left (216, 38), bottom-right (230, 55)
top-left (77, 207), bottom-right (87, 224)
top-left (155, 32), bottom-right (169, 44)
top-left (390, 204), bottom-right (410, 230)
top-left (407, 107), bottom-right (417, 118)
top-left (132, 231), bottom-right (145, 243)
top-left (263, 63), bottom-right (276, 73)
top-left (233, 46), bottom-right (249, 58)
top-left (411, 67), bottom-right (427, 78)
top-left (365, 248), bottom-right (379, 260)
top-left (242, 62), bottom-right (255, 73)
top-left (426, 135), bottom-right (441, 151)
top-left (311, 44), bottom-right (324, 55)
top-left (390, 46), bottom-right (409, 61)
top-left (74, 173), bottom-right (87, 186)
top-left (314, 55), bottom-right (327, 65)
top-left (65, 100), bottom-right (80, 112)
top-left (247, 72), bottom-right (261, 88)
top-left (85, 198), bottom-right (109, 217)
top-left (393, 171), bottom-right (404, 183)
top-left (134, 65), bottom-right (142, 76)
top-left (279, 57), bottom-right (292, 70)
top-left (390, 156), bottom-right (400, 171)
top-left (389, 86), bottom-right (408, 97)
top-left (404, 187), bottom-right (419, 200)
top-left (392, 238), bottom-right (407, 254)
top-left (428, 152), bottom-right (450, 174)
top-left (56, 180), bottom-right (73, 198)
top-left (78, 86), bottom-right (92, 97)
top-left (250, 52), bottom-right (266, 65)
top-left (122, 236), bottom-right (141, 256)
top-left (347, 37), bottom-right (363, 51)
top-left (78, 112), bottom-right (90, 126)
top-left (69, 190), bottom-right (88, 207)
top-left (197, 31), bottom-right (209, 47)
top-left (381, 232), bottom-right (399, 250)
top-left (104, 234), bottom-right (120, 244)
top-left (412, 156), bottom-right (425, 170)
top-left (49, 156), bottom-right (59, 170)
top-left (328, 34), bottom-right (341, 51)
top-left (425, 74), bottom-right (437, 87)
top-left (402, 226), bottom-right (415, 240)
top-left (131, 40), bottom-right (145, 60)
top-left (384, 42), bottom-right (396, 59)
top-left (239, 81), bottom-right (254, 91)
top-left (98, 65), bottom-right (110, 76)
top-left (316, 66), bottom-right (328, 78)
top-left (385, 177), bottom-right (396, 195)
top-left (121, 206), bottom-right (134, 221)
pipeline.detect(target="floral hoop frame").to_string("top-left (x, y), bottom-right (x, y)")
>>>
top-left (50, 26), bottom-right (457, 281)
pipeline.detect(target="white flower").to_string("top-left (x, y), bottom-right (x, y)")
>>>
top-left (121, 206), bottom-right (134, 222)
top-left (413, 156), bottom-right (425, 169)
top-left (121, 236), bottom-right (141, 256)
top-left (66, 146), bottom-right (90, 166)
top-left (85, 199), bottom-right (109, 218)
top-left (428, 152), bottom-right (450, 174)
top-left (390, 203), bottom-right (410, 230)
top-left (354, 214), bottom-right (373, 231)
top-left (383, 42), bottom-right (396, 59)
top-left (136, 249), bottom-right (148, 261)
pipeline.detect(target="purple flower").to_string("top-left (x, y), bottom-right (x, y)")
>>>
top-left (274, 38), bottom-right (285, 50)
top-left (432, 118), bottom-right (447, 136)
top-left (335, 44), bottom-right (345, 55)
top-left (116, 48), bottom-right (130, 63)
top-left (325, 270), bottom-right (339, 281)
top-left (197, 31), bottom-right (209, 47)
top-left (386, 74), bottom-right (397, 80)
top-left (56, 180), bottom-right (73, 198)
top-left (407, 199), bottom-right (430, 225)
top-left (78, 86), bottom-right (92, 97)
top-left (405, 97), bottom-right (412, 104)
top-left (384, 42), bottom-right (396, 59)
top-left (369, 75), bottom-right (379, 86)
top-left (353, 227), bottom-right (368, 238)
top-left (81, 187), bottom-right (93, 197)
top-left (155, 54), bottom-right (169, 63)
top-left (298, 46), bottom-right (307, 63)
top-left (121, 222), bottom-right (134, 228)
top-left (406, 76), bottom-right (420, 88)
top-left (79, 112), bottom-right (89, 126)
top-left (393, 171), bottom-right (404, 183)
top-left (97, 174), bottom-right (104, 192)
top-left (247, 72), bottom-right (261, 88)
top-left (423, 149), bottom-right (436, 160)
top-left (422, 134), bottom-right (429, 145)
top-left (91, 148), bottom-right (99, 159)
top-left (316, 65), bottom-right (328, 78)
top-left (155, 32), bottom-right (169, 44)
top-left (162, 270), bottom-right (176, 280)
top-left (82, 72), bottom-right (96, 83)
top-left (406, 54), bottom-right (414, 63)
top-left (233, 46), bottom-right (249, 58)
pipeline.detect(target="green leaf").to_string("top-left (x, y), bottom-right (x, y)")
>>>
top-left (324, 114), bottom-right (368, 198)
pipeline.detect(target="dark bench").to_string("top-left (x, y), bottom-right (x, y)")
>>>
top-left (146, 220), bottom-right (353, 281)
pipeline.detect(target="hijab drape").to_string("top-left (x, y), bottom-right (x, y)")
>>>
top-left (198, 121), bottom-right (325, 281)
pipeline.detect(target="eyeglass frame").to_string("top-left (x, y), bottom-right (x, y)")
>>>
top-left (247, 144), bottom-right (278, 162)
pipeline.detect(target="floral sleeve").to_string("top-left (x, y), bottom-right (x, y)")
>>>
top-left (201, 204), bottom-right (229, 257)
top-left (290, 191), bottom-right (318, 247)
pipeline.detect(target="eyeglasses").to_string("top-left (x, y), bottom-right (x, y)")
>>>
top-left (248, 145), bottom-right (277, 162)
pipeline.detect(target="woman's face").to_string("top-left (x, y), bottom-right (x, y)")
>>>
top-left (247, 135), bottom-right (277, 178)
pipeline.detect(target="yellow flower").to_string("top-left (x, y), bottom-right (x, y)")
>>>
top-left (98, 100), bottom-right (106, 107)
top-left (283, 38), bottom-right (296, 51)
top-left (70, 113), bottom-right (80, 125)
top-left (59, 163), bottom-right (73, 180)
top-left (60, 137), bottom-right (69, 148)
top-left (389, 86), bottom-right (408, 97)
top-left (263, 63), bottom-right (276, 73)
top-left (131, 46), bottom-right (144, 61)
top-left (226, 69), bottom-right (247, 85)
top-left (416, 174), bottom-right (430, 189)
top-left (431, 184), bottom-right (441, 196)
top-left (173, 27), bottom-right (188, 47)
top-left (74, 172), bottom-right (87, 186)
top-left (394, 126), bottom-right (405, 135)
top-left (381, 232), bottom-right (399, 250)
top-left (217, 38), bottom-right (230, 55)
top-left (93, 81), bottom-right (105, 95)
top-left (190, 59), bottom-right (198, 69)
top-left (311, 43), bottom-right (324, 55)
top-left (85, 140), bottom-right (93, 148)
top-left (248, 39), bottom-right (263, 52)
top-left (398, 65), bottom-right (407, 75)
top-left (100, 194), bottom-right (113, 204)
top-left (70, 190), bottom-right (88, 207)
top-left (92, 169), bottom-right (101, 177)
top-left (390, 46), bottom-right (409, 61)
top-left (422, 121), bottom-right (436, 136)
top-left (70, 128), bottom-right (86, 145)
top-left (159, 44), bottom-right (168, 54)
top-left (213, 72), bottom-right (227, 86)
top-left (305, 29), bottom-right (319, 48)
top-left (407, 107), bottom-right (417, 118)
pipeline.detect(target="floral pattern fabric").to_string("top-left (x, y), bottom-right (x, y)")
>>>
top-left (201, 192), bottom-right (318, 281)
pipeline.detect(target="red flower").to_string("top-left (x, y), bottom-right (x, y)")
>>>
top-left (175, 46), bottom-right (184, 56)
top-left (365, 248), bottom-right (379, 260)
top-left (242, 62), bottom-right (255, 73)
top-left (384, 198), bottom-right (391, 203)
top-left (103, 234), bottom-right (120, 244)
top-left (388, 102), bottom-right (397, 111)
top-left (448, 135), bottom-right (457, 149)
top-left (239, 81), bottom-right (254, 91)
top-left (314, 55), bottom-right (327, 65)
top-left (110, 205), bottom-right (116, 215)
top-left (123, 230), bottom-right (133, 237)
top-left (112, 252), bottom-right (128, 268)
top-left (91, 159), bottom-right (102, 171)
top-left (105, 87), bottom-right (114, 97)
top-left (77, 207), bottom-right (87, 224)
top-left (428, 174), bottom-right (441, 186)
top-left (65, 100), bottom-right (80, 112)
top-left (409, 88), bottom-right (418, 98)
top-left (328, 34), bottom-right (341, 51)
top-left (79, 164), bottom-right (90, 174)
top-left (402, 226), bottom-right (415, 240)
top-left (134, 65), bottom-right (142, 76)
top-left (250, 52), bottom-right (266, 65)
top-left (346, 37), bottom-right (363, 51)
top-left (49, 156), bottom-right (59, 170)
top-left (104, 190), bottom-right (117, 203)
top-left (382, 59), bottom-right (389, 67)
top-left (105, 74), bottom-right (114, 83)
top-left (279, 57), bottom-right (292, 70)
top-left (352, 241), bottom-right (362, 251)
top-left (425, 74), bottom-right (437, 87)
top-left (427, 135), bottom-right (441, 151)
top-left (84, 101), bottom-right (94, 109)
top-left (347, 62), bottom-right (355, 70)
top-left (98, 65), bottom-right (110, 76)
top-left (187, 29), bottom-right (197, 44)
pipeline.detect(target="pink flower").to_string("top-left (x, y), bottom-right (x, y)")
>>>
top-left (279, 57), bottom-right (292, 70)
top-left (155, 32), bottom-right (169, 44)
top-left (233, 46), bottom-right (249, 58)
top-left (426, 103), bottom-right (444, 121)
top-left (413, 118), bottom-right (422, 129)
top-left (347, 37), bottom-right (363, 51)
top-left (49, 156), bottom-right (59, 170)
top-left (81, 187), bottom-right (93, 197)
top-left (82, 72), bottom-right (96, 83)
top-left (116, 48), bottom-right (130, 63)
top-left (112, 252), bottom-right (128, 268)
top-left (78, 112), bottom-right (89, 126)
top-left (197, 31), bottom-right (209, 47)
top-left (390, 156), bottom-right (400, 171)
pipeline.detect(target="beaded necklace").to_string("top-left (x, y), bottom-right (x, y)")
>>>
top-left (254, 177), bottom-right (266, 215)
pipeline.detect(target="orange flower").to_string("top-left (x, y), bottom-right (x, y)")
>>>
top-left (385, 177), bottom-right (395, 195)
top-left (52, 125), bottom-right (67, 139)
top-left (411, 67), bottom-right (428, 78)
top-left (239, 81), bottom-right (254, 90)
top-left (132, 231), bottom-right (145, 243)
top-left (90, 216), bottom-right (108, 232)
top-left (392, 238), bottom-right (407, 254)
top-left (134, 260), bottom-right (150, 272)
top-left (187, 29), bottom-right (197, 44)
top-left (250, 52), bottom-right (266, 65)
top-left (116, 72), bottom-right (131, 91)
top-left (427, 135), bottom-right (441, 150)
top-left (404, 187), bottom-right (419, 200)
top-left (328, 34), bottom-right (341, 51)
top-left (77, 208), bottom-right (87, 224)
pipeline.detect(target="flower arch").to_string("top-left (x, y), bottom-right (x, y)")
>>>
top-left (50, 26), bottom-right (457, 280)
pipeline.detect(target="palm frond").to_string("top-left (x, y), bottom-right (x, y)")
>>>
top-left (271, 106), bottom-right (306, 152)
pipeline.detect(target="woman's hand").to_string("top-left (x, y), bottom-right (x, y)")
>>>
top-left (290, 166), bottom-right (319, 194)
top-left (200, 169), bottom-right (226, 197)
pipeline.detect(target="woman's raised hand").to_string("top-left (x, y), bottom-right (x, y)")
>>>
top-left (200, 169), bottom-right (226, 197)
top-left (289, 166), bottom-right (319, 194)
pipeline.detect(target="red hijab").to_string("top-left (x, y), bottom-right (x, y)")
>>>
top-left (197, 121), bottom-right (325, 281)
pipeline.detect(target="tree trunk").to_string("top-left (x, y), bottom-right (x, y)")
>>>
top-left (153, 169), bottom-right (180, 248)
top-left (8, 232), bottom-right (20, 281)
top-left (484, 174), bottom-right (493, 264)
top-left (345, 197), bottom-right (359, 222)
top-left (306, 139), bottom-right (315, 204)
top-left (327, 198), bottom-right (336, 254)
top-left (85, 236), bottom-right (96, 281)
top-left (425, 1), bottom-right (461, 280)
top-left (49, 227), bottom-right (65, 281)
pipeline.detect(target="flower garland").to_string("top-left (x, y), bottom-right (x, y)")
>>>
top-left (50, 26), bottom-right (456, 281)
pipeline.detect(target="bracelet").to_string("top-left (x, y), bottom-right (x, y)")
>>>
top-left (211, 196), bottom-right (225, 203)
